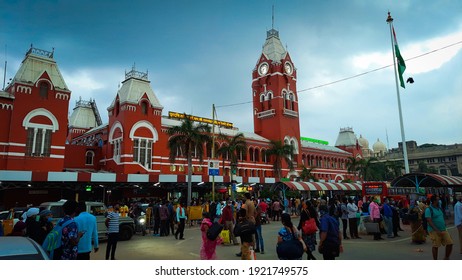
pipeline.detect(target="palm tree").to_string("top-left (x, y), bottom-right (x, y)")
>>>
top-left (265, 140), bottom-right (294, 180)
top-left (167, 115), bottom-right (211, 206)
top-left (216, 132), bottom-right (247, 201)
top-left (346, 156), bottom-right (361, 180)
top-left (300, 166), bottom-right (316, 181)
top-left (357, 157), bottom-right (377, 181)
top-left (386, 160), bottom-right (404, 179)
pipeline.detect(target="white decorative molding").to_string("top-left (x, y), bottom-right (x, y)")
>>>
top-left (0, 103), bottom-right (13, 110)
top-left (22, 108), bottom-right (59, 132)
top-left (35, 78), bottom-right (54, 90)
top-left (108, 121), bottom-right (123, 143)
top-left (129, 120), bottom-right (158, 142)
top-left (122, 104), bottom-right (136, 112)
top-left (17, 85), bottom-right (32, 94)
top-left (55, 92), bottom-right (70, 100)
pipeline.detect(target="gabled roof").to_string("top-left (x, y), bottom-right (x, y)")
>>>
top-left (109, 68), bottom-right (163, 110)
top-left (12, 47), bottom-right (69, 91)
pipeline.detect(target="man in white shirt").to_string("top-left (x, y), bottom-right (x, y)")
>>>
top-left (454, 195), bottom-right (462, 254)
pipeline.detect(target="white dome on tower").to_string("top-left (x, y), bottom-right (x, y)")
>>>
top-left (373, 138), bottom-right (387, 153)
top-left (358, 134), bottom-right (369, 149)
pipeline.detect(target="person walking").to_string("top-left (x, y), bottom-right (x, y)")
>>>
top-left (254, 205), bottom-right (264, 254)
top-left (233, 208), bottom-right (256, 260)
top-left (199, 212), bottom-right (222, 260)
top-left (347, 198), bottom-right (360, 239)
top-left (75, 201), bottom-right (99, 260)
top-left (382, 198), bottom-right (394, 238)
top-left (222, 200), bottom-right (239, 245)
top-left (318, 204), bottom-right (343, 260)
top-left (272, 199), bottom-right (281, 221)
top-left (159, 202), bottom-right (169, 236)
top-left (454, 195), bottom-right (462, 254)
top-left (105, 204), bottom-right (120, 260)
top-left (175, 201), bottom-right (187, 240)
top-left (426, 195), bottom-right (453, 260)
top-left (408, 200), bottom-right (426, 244)
top-left (277, 213), bottom-right (306, 260)
top-left (340, 197), bottom-right (349, 240)
top-left (297, 200), bottom-right (317, 260)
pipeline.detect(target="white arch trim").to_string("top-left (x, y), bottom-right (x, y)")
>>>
top-left (109, 121), bottom-right (124, 143)
top-left (129, 120), bottom-right (158, 142)
top-left (22, 108), bottom-right (59, 132)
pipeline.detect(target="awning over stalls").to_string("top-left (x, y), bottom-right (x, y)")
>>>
top-left (391, 173), bottom-right (462, 189)
top-left (282, 181), bottom-right (362, 191)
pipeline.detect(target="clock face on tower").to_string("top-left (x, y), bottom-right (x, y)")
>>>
top-left (258, 62), bottom-right (269, 76)
top-left (284, 62), bottom-right (293, 75)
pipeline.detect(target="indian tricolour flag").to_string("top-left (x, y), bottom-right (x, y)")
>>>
top-left (392, 27), bottom-right (406, 88)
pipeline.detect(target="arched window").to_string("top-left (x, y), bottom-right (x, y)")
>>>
top-left (39, 82), bottom-right (49, 99)
top-left (85, 150), bottom-right (95, 165)
top-left (141, 101), bottom-right (148, 115)
top-left (133, 138), bottom-right (152, 169)
top-left (23, 109), bottom-right (58, 157)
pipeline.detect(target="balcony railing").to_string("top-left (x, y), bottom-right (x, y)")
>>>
top-left (257, 109), bottom-right (275, 119)
top-left (283, 109), bottom-right (298, 117)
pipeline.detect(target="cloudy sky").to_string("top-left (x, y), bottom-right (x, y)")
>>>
top-left (1, 0), bottom-right (461, 148)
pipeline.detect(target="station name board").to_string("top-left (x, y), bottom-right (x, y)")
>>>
top-left (168, 111), bottom-right (233, 129)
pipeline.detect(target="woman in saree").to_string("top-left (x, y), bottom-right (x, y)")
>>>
top-left (409, 200), bottom-right (426, 244)
top-left (199, 212), bottom-right (222, 259)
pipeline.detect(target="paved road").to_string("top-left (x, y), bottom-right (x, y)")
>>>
top-left (91, 217), bottom-right (462, 260)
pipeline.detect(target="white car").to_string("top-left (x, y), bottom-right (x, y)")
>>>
top-left (0, 236), bottom-right (49, 260)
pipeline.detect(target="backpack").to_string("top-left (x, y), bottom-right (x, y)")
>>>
top-left (422, 207), bottom-right (434, 232)
top-left (206, 221), bottom-right (223, 241)
top-left (42, 219), bottom-right (73, 259)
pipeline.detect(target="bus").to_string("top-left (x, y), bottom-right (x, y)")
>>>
top-left (362, 181), bottom-right (418, 202)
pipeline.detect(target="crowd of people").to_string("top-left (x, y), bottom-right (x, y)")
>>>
top-left (1, 191), bottom-right (460, 261)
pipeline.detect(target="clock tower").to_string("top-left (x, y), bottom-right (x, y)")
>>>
top-left (252, 27), bottom-right (301, 165)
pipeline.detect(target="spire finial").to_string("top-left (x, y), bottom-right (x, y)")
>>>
top-left (386, 11), bottom-right (393, 23)
top-left (272, 5), bottom-right (274, 30)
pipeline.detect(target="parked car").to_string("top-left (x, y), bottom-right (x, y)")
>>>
top-left (0, 236), bottom-right (49, 260)
top-left (39, 200), bottom-right (135, 241)
top-left (0, 208), bottom-right (26, 236)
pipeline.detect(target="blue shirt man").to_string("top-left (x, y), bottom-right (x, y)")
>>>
top-left (74, 201), bottom-right (99, 260)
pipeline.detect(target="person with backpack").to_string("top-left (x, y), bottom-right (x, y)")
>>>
top-left (59, 200), bottom-right (84, 260)
top-left (199, 212), bottom-right (222, 259)
top-left (426, 195), bottom-right (453, 260)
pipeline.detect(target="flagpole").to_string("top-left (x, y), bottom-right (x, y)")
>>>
top-left (386, 12), bottom-right (410, 174)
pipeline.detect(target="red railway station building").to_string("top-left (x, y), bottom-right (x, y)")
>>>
top-left (0, 28), bottom-right (364, 208)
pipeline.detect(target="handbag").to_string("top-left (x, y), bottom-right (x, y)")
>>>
top-left (277, 238), bottom-right (304, 260)
top-left (302, 218), bottom-right (318, 235)
top-left (220, 229), bottom-right (230, 244)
